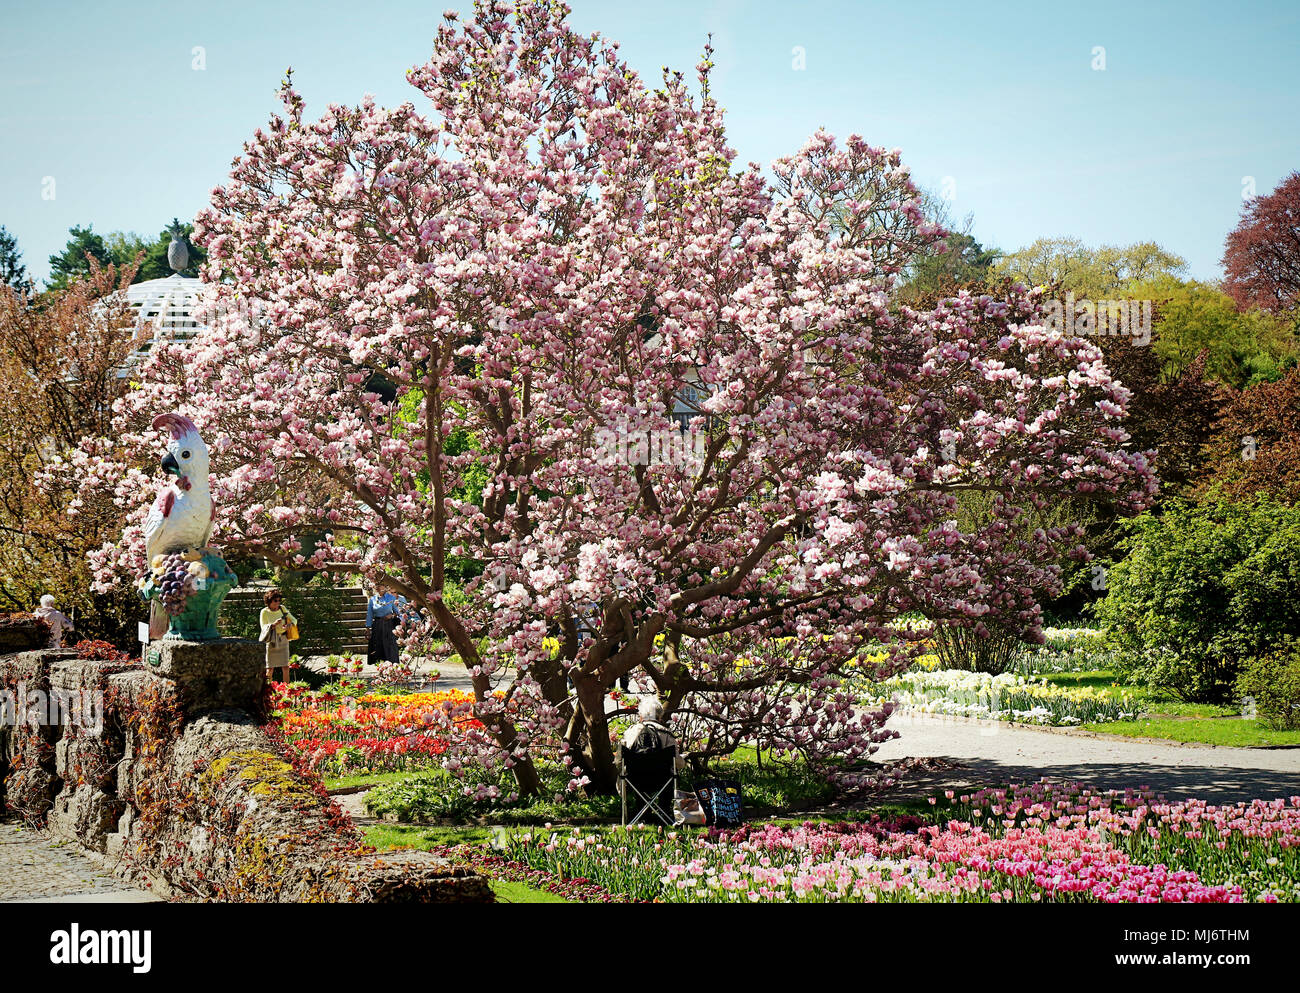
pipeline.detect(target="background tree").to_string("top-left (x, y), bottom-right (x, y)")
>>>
top-left (47, 224), bottom-right (113, 291)
top-left (1095, 498), bottom-right (1300, 703)
top-left (0, 225), bottom-right (29, 293)
top-left (907, 230), bottom-right (998, 297)
top-left (1200, 368), bottom-right (1300, 503)
top-left (894, 191), bottom-right (998, 303)
top-left (994, 237), bottom-right (1186, 298)
top-left (53, 220), bottom-right (207, 289)
top-left (74, 1), bottom-right (1155, 796)
top-left (114, 220), bottom-right (207, 281)
top-left (1096, 338), bottom-right (1221, 498)
top-left (1041, 332), bottom-right (1225, 619)
top-left (994, 236), bottom-right (1296, 389)
top-left (1222, 171), bottom-right (1300, 313)
top-left (0, 258), bottom-right (145, 643)
top-left (103, 231), bottom-right (152, 272)
top-left (1126, 275), bottom-right (1297, 389)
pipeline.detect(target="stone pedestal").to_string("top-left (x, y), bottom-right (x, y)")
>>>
top-left (142, 638), bottom-right (264, 716)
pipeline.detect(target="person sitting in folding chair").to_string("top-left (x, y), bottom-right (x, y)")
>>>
top-left (618, 696), bottom-right (686, 827)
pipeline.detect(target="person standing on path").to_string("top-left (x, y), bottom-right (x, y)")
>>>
top-left (366, 580), bottom-right (407, 668)
top-left (259, 588), bottom-right (297, 685)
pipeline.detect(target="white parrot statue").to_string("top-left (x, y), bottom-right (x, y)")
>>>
top-left (143, 413), bottom-right (214, 637)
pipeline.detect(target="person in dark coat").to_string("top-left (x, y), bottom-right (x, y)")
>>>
top-left (366, 580), bottom-right (407, 668)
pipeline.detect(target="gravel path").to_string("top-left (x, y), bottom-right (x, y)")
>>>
top-left (0, 823), bottom-right (161, 903)
top-left (872, 712), bottom-right (1300, 805)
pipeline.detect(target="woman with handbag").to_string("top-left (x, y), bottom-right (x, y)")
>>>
top-left (259, 588), bottom-right (298, 685)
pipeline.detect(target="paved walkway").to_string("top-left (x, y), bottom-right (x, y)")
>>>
top-left (872, 712), bottom-right (1300, 805)
top-left (300, 656), bottom-right (491, 695)
top-left (0, 823), bottom-right (161, 903)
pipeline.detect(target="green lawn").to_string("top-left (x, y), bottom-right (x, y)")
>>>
top-left (362, 823), bottom-right (572, 903)
top-left (1082, 716), bottom-right (1300, 747)
top-left (354, 746), bottom-right (837, 824)
top-left (709, 746), bottom-right (837, 813)
top-left (363, 823), bottom-right (500, 848)
top-left (324, 770), bottom-right (415, 792)
top-left (1036, 670), bottom-right (1297, 744)
top-left (489, 879), bottom-right (570, 903)
top-left (1040, 671), bottom-right (1128, 691)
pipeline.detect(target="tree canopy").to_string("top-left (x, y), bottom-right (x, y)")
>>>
top-left (70, 0), bottom-right (1154, 796)
top-left (0, 258), bottom-right (145, 641)
top-left (993, 237), bottom-right (1187, 298)
top-left (1222, 171), bottom-right (1300, 313)
top-left (47, 225), bottom-right (114, 291)
top-left (0, 225), bottom-right (29, 294)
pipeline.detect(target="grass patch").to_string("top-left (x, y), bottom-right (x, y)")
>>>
top-left (324, 770), bottom-right (415, 792)
top-left (323, 769), bottom-right (416, 790)
top-left (706, 746), bottom-right (836, 814)
top-left (362, 824), bottom-right (573, 903)
top-left (1040, 671), bottom-right (1129, 691)
top-left (361, 748), bottom-right (839, 824)
top-left (362, 823), bottom-right (501, 849)
top-left (489, 878), bottom-right (570, 903)
top-left (363, 767), bottom-right (620, 824)
top-left (1137, 701), bottom-right (1241, 719)
top-left (1083, 716), bottom-right (1300, 747)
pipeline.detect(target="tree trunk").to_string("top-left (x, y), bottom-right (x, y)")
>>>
top-left (427, 597), bottom-right (545, 796)
top-left (467, 667), bottom-right (543, 796)
top-left (570, 672), bottom-right (618, 794)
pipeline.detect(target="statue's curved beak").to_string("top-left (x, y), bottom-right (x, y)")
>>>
top-left (161, 452), bottom-right (180, 476)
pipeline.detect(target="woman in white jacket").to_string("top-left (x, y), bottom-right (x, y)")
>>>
top-left (259, 588), bottom-right (297, 684)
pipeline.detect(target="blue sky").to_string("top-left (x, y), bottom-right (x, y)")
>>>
top-left (2, 0), bottom-right (1297, 285)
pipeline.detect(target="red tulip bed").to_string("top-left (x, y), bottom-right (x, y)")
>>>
top-left (492, 782), bottom-right (1300, 903)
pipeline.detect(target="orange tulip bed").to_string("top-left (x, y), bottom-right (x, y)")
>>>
top-left (268, 681), bottom-right (488, 777)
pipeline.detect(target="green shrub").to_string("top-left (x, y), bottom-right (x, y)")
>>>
top-left (365, 766), bottom-right (618, 824)
top-left (933, 622), bottom-right (1025, 675)
top-left (1094, 498), bottom-right (1300, 703)
top-left (1237, 645), bottom-right (1300, 731)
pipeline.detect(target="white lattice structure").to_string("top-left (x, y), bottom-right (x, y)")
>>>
top-left (119, 274), bottom-right (207, 372)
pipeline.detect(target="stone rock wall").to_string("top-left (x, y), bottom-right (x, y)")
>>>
top-left (0, 639), bottom-right (491, 903)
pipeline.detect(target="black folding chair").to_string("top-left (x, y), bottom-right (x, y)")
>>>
top-left (618, 743), bottom-right (677, 827)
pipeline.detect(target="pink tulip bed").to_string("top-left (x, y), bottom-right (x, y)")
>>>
top-left (501, 781), bottom-right (1300, 903)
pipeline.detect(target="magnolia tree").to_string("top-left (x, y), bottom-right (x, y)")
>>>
top-left (71, 1), bottom-right (1156, 795)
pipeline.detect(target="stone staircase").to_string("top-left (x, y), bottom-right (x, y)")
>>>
top-left (335, 586), bottom-right (369, 654)
top-left (222, 585), bottom-right (369, 655)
